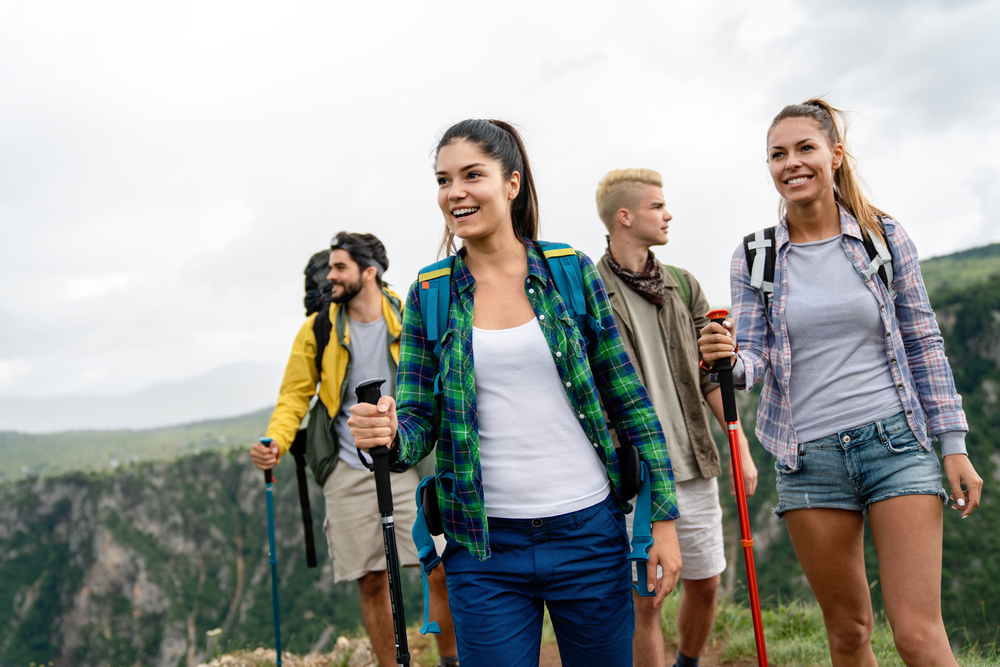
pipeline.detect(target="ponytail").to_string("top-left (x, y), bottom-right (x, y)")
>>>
top-left (435, 119), bottom-right (540, 256)
top-left (770, 99), bottom-right (888, 244)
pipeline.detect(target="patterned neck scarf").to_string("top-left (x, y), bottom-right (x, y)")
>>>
top-left (603, 237), bottom-right (665, 306)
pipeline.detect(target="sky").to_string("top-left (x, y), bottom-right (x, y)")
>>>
top-left (1, 0), bottom-right (998, 401)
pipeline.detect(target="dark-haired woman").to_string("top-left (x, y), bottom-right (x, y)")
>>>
top-left (699, 100), bottom-right (983, 667)
top-left (349, 119), bottom-right (682, 667)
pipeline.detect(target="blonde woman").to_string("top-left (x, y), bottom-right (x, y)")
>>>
top-left (699, 100), bottom-right (983, 667)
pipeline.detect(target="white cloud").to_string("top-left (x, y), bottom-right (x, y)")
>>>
top-left (1, 0), bottom-right (998, 400)
top-left (0, 359), bottom-right (30, 390)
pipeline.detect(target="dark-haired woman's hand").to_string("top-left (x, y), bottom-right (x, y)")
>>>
top-left (348, 396), bottom-right (398, 451)
top-left (698, 318), bottom-right (737, 366)
top-left (943, 454), bottom-right (983, 518)
top-left (648, 520), bottom-right (683, 607)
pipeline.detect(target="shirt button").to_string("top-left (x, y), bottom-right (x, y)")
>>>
top-left (885, 332), bottom-right (891, 339)
top-left (565, 381), bottom-right (572, 387)
top-left (906, 410), bottom-right (913, 415)
top-left (669, 340), bottom-right (678, 349)
top-left (890, 358), bottom-right (897, 364)
top-left (579, 413), bottom-right (585, 420)
top-left (528, 288), bottom-right (535, 294)
top-left (690, 410), bottom-right (700, 420)
top-left (898, 384), bottom-right (904, 390)
top-left (593, 442), bottom-right (599, 448)
top-left (539, 314), bottom-right (545, 321)
top-left (843, 435), bottom-right (851, 443)
top-left (681, 376), bottom-right (689, 384)
top-left (555, 351), bottom-right (562, 358)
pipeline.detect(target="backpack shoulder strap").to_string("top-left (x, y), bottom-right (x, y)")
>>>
top-left (743, 227), bottom-right (776, 310)
top-left (417, 257), bottom-right (455, 395)
top-left (536, 241), bottom-right (587, 317)
top-left (312, 305), bottom-right (333, 378)
top-left (417, 257), bottom-right (454, 356)
top-left (536, 241), bottom-right (592, 342)
top-left (860, 216), bottom-right (896, 301)
top-left (663, 265), bottom-right (692, 310)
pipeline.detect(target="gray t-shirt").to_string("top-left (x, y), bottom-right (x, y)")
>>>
top-left (334, 317), bottom-right (393, 470)
top-left (784, 236), bottom-right (903, 443)
top-left (613, 274), bottom-right (700, 482)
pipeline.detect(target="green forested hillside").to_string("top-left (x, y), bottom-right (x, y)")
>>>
top-left (0, 449), bottom-right (425, 666)
top-left (920, 242), bottom-right (1000, 296)
top-left (0, 408), bottom-right (271, 481)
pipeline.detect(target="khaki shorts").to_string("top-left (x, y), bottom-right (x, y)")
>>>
top-left (627, 475), bottom-right (726, 582)
top-left (323, 459), bottom-right (420, 583)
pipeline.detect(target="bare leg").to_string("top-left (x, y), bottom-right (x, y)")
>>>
top-left (632, 588), bottom-right (666, 667)
top-left (869, 495), bottom-right (957, 667)
top-left (358, 570), bottom-right (396, 667)
top-left (428, 564), bottom-right (459, 660)
top-left (677, 575), bottom-right (720, 658)
top-left (784, 509), bottom-right (878, 667)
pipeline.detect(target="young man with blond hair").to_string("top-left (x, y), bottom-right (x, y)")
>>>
top-left (595, 169), bottom-right (758, 667)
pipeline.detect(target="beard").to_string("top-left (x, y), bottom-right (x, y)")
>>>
top-left (329, 277), bottom-right (364, 304)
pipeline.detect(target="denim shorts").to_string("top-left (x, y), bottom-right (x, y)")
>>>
top-left (774, 412), bottom-right (947, 518)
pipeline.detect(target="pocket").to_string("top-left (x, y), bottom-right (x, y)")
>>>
top-left (881, 425), bottom-right (922, 454)
top-left (774, 450), bottom-right (803, 476)
top-left (598, 501), bottom-right (630, 549)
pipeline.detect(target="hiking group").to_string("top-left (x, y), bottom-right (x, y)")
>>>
top-left (253, 101), bottom-right (982, 667)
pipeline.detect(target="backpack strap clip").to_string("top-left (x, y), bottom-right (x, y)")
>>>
top-left (860, 217), bottom-right (896, 301)
top-left (412, 474), bottom-right (448, 635)
top-left (626, 461), bottom-right (655, 598)
top-left (745, 228), bottom-right (776, 305)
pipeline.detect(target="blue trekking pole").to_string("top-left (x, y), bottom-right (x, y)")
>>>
top-left (260, 437), bottom-right (283, 667)
top-left (356, 378), bottom-right (410, 667)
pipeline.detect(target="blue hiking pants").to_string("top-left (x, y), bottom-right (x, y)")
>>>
top-left (441, 494), bottom-right (634, 667)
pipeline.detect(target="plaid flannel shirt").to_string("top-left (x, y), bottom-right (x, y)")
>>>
top-left (732, 207), bottom-right (968, 468)
top-left (393, 241), bottom-right (678, 560)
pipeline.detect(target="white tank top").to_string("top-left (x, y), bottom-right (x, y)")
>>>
top-left (473, 317), bottom-right (610, 518)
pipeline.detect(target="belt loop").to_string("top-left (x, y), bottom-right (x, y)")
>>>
top-left (875, 417), bottom-right (887, 441)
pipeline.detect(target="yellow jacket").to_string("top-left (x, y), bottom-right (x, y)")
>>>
top-left (265, 289), bottom-right (403, 459)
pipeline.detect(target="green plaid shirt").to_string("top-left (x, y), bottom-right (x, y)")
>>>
top-left (394, 242), bottom-right (677, 560)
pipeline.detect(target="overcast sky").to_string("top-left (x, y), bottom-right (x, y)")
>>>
top-left (1, 0), bottom-right (998, 400)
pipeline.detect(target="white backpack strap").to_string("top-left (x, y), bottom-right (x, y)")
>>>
top-left (747, 229), bottom-right (773, 295)
top-left (861, 236), bottom-right (897, 301)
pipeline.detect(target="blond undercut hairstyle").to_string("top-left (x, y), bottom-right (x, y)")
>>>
top-left (595, 168), bottom-right (663, 232)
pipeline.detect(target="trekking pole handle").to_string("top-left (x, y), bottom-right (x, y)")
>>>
top-left (261, 437), bottom-right (275, 484)
top-left (705, 309), bottom-right (739, 424)
top-left (355, 379), bottom-right (393, 516)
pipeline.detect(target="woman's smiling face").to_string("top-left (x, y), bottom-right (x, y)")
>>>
top-left (435, 139), bottom-right (520, 243)
top-left (767, 116), bottom-right (843, 210)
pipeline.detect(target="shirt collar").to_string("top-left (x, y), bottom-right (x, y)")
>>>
top-left (450, 241), bottom-right (545, 294)
top-left (777, 203), bottom-right (862, 247)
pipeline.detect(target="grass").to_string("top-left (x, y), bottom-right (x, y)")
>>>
top-left (657, 587), bottom-right (1000, 666)
top-left (206, 597), bottom-right (1000, 667)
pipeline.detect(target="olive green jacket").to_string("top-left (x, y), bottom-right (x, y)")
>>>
top-left (597, 256), bottom-right (722, 479)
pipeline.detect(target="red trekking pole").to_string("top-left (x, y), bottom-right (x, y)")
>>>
top-left (706, 308), bottom-right (768, 667)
